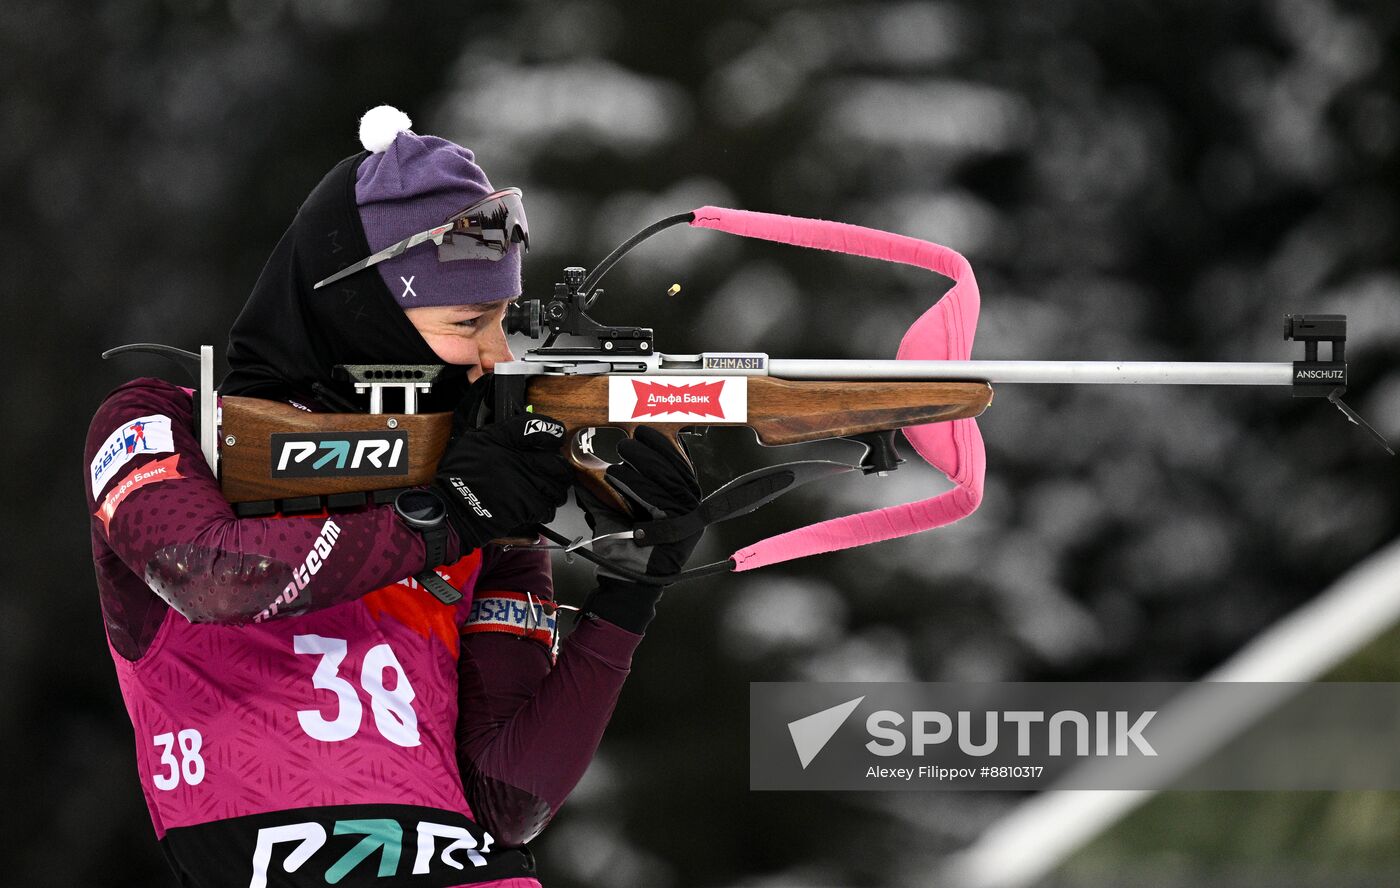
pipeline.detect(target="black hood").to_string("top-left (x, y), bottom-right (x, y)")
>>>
top-left (221, 152), bottom-right (470, 412)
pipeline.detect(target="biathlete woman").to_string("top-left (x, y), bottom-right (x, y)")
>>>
top-left (84, 106), bottom-right (701, 888)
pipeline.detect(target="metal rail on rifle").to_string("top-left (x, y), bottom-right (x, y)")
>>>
top-left (498, 259), bottom-right (1387, 454)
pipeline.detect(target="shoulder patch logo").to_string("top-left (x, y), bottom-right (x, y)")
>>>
top-left (95, 454), bottom-right (182, 533)
top-left (90, 414), bottom-right (176, 497)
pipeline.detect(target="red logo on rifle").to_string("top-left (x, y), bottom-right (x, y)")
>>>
top-left (631, 380), bottom-right (726, 419)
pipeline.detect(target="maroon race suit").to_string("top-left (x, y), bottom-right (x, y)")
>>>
top-left (86, 376), bottom-right (643, 888)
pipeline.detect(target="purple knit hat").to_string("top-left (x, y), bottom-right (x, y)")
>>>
top-left (352, 106), bottom-right (523, 306)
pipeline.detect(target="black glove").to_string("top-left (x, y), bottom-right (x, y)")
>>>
top-left (451, 373), bottom-right (495, 438)
top-left (434, 413), bottom-right (573, 550)
top-left (577, 426), bottom-right (704, 634)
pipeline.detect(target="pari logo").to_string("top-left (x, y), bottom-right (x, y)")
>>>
top-left (248, 813), bottom-right (497, 888)
top-left (786, 697), bottom-right (1158, 770)
top-left (271, 431), bottom-right (409, 478)
top-left (607, 376), bottom-right (748, 424)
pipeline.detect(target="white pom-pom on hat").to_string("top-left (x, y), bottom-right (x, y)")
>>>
top-left (359, 105), bottom-right (413, 153)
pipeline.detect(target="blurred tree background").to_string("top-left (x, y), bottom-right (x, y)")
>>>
top-left (3, 0), bottom-right (1397, 885)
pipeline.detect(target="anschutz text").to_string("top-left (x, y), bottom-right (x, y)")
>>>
top-left (1294, 369), bottom-right (1345, 380)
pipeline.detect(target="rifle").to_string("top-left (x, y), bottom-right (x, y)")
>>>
top-left (105, 206), bottom-right (1392, 585)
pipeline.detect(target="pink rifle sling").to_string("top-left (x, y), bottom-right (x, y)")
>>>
top-left (688, 206), bottom-right (986, 571)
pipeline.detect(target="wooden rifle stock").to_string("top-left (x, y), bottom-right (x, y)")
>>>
top-left (219, 397), bottom-right (452, 503)
top-left (218, 379), bottom-right (993, 506)
top-left (527, 377), bottom-right (992, 506)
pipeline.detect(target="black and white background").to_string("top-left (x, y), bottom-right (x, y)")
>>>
top-left (3, 1), bottom-right (1398, 885)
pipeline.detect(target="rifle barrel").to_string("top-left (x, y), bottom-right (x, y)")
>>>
top-left (767, 360), bottom-right (1294, 386)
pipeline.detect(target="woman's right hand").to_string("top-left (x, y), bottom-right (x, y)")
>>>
top-left (433, 413), bottom-right (573, 549)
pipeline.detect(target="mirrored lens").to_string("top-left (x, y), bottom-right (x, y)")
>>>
top-left (438, 188), bottom-right (529, 262)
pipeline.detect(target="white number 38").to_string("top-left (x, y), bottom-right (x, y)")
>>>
top-left (152, 728), bottom-right (205, 791)
top-left (293, 634), bottom-right (420, 747)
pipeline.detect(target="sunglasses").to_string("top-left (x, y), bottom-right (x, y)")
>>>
top-left (314, 187), bottom-right (529, 290)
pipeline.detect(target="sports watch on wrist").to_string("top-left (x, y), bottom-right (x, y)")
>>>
top-left (393, 488), bottom-right (462, 605)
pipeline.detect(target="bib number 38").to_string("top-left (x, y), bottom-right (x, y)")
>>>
top-left (152, 729), bottom-right (206, 791)
top-left (293, 634), bottom-right (421, 747)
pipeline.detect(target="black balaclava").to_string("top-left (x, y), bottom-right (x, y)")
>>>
top-left (220, 152), bottom-right (471, 413)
